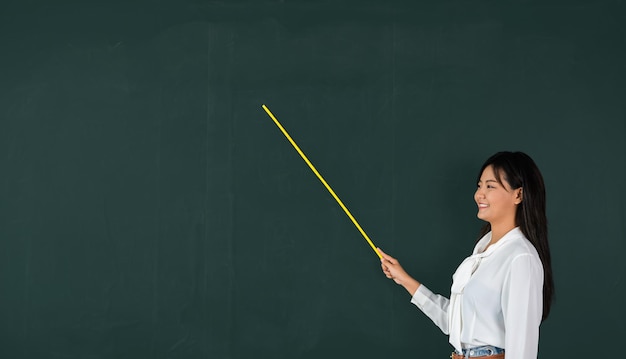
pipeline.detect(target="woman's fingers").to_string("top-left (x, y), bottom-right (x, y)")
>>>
top-left (377, 247), bottom-right (389, 259)
top-left (380, 256), bottom-right (393, 278)
top-left (377, 247), bottom-right (396, 264)
top-left (378, 247), bottom-right (406, 281)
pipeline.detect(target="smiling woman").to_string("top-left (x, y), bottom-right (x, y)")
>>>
top-left (379, 151), bottom-right (554, 359)
top-left (475, 165), bottom-right (523, 241)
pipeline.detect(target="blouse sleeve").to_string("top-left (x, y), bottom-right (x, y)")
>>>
top-left (501, 254), bottom-right (543, 359)
top-left (410, 284), bottom-right (450, 334)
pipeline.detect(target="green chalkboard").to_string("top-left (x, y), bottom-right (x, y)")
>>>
top-left (0, 1), bottom-right (624, 358)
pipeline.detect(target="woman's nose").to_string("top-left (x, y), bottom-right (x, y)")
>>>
top-left (475, 187), bottom-right (485, 198)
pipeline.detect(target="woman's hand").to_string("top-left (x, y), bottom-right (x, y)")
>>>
top-left (378, 247), bottom-right (421, 296)
top-left (378, 247), bottom-right (407, 283)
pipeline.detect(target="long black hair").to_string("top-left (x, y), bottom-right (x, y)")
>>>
top-left (477, 151), bottom-right (554, 321)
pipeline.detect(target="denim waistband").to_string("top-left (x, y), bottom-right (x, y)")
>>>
top-left (457, 345), bottom-right (505, 357)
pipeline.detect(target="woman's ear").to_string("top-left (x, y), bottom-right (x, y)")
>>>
top-left (515, 188), bottom-right (523, 204)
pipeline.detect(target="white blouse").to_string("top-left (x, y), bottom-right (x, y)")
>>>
top-left (411, 227), bottom-right (543, 359)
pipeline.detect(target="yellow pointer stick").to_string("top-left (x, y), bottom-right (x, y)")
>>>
top-left (261, 104), bottom-right (381, 259)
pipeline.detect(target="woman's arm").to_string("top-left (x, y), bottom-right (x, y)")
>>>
top-left (502, 254), bottom-right (543, 359)
top-left (378, 247), bottom-right (451, 334)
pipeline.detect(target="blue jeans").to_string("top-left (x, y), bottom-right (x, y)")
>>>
top-left (458, 345), bottom-right (505, 357)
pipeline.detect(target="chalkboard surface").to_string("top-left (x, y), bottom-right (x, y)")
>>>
top-left (1, 1), bottom-right (624, 358)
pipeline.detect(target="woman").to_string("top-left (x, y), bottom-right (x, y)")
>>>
top-left (379, 151), bottom-right (554, 359)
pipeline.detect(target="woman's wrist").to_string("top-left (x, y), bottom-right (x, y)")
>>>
top-left (404, 278), bottom-right (421, 297)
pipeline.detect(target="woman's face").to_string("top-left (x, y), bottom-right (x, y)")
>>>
top-left (474, 165), bottom-right (522, 226)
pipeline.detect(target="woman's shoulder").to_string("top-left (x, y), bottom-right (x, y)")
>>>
top-left (500, 238), bottom-right (543, 273)
top-left (499, 230), bottom-right (541, 261)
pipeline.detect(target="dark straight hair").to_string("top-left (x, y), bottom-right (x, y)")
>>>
top-left (477, 151), bottom-right (554, 321)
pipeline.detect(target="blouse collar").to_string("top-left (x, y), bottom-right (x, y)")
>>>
top-left (473, 226), bottom-right (523, 257)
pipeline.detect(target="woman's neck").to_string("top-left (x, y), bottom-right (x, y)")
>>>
top-left (488, 222), bottom-right (517, 248)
